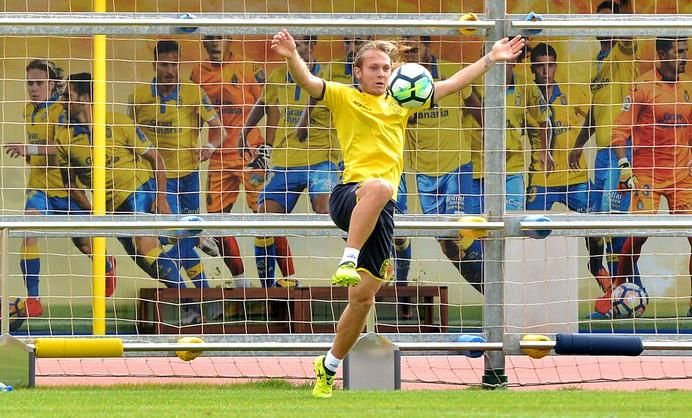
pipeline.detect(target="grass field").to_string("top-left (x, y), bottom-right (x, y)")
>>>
top-left (2, 381), bottom-right (692, 417)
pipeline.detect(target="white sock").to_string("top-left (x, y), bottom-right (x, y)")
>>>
top-left (340, 247), bottom-right (360, 266)
top-left (324, 350), bottom-right (342, 373)
top-left (233, 274), bottom-right (251, 288)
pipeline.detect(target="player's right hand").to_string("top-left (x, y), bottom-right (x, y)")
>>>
top-left (271, 29), bottom-right (296, 58)
top-left (247, 144), bottom-right (272, 170)
top-left (4, 143), bottom-right (27, 158)
top-left (618, 159), bottom-right (638, 189)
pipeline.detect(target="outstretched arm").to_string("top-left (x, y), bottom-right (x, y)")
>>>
top-left (434, 36), bottom-right (525, 102)
top-left (272, 29), bottom-right (324, 98)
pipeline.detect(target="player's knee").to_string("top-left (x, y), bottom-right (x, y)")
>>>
top-left (358, 179), bottom-right (393, 204)
top-left (439, 239), bottom-right (461, 261)
top-left (311, 196), bottom-right (330, 214)
top-left (349, 292), bottom-right (375, 310)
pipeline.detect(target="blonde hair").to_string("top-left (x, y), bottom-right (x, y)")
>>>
top-left (353, 40), bottom-right (409, 69)
top-left (25, 59), bottom-right (66, 98)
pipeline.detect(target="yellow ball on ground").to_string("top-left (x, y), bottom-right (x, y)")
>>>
top-left (521, 334), bottom-right (552, 359)
top-left (176, 336), bottom-right (205, 361)
top-left (458, 13), bottom-right (479, 35)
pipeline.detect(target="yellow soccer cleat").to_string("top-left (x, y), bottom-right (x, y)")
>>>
top-left (312, 355), bottom-right (335, 398)
top-left (330, 262), bottom-right (360, 287)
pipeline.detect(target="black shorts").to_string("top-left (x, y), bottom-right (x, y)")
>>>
top-left (329, 182), bottom-right (395, 281)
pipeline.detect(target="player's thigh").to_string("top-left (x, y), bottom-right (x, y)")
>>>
top-left (465, 178), bottom-right (484, 214)
top-left (24, 190), bottom-right (50, 214)
top-left (206, 168), bottom-right (241, 213)
top-left (396, 175), bottom-right (408, 214)
top-left (565, 182), bottom-right (590, 213)
top-left (259, 168), bottom-right (305, 214)
top-left (119, 179), bottom-right (157, 214)
top-left (505, 174), bottom-right (525, 211)
top-left (357, 200), bottom-right (395, 282)
top-left (669, 177), bottom-right (692, 214)
top-left (166, 173), bottom-right (200, 214)
top-left (526, 185), bottom-right (550, 210)
top-left (630, 176), bottom-right (660, 214)
top-left (416, 173), bottom-right (444, 215)
top-left (308, 161), bottom-right (338, 214)
top-left (439, 165), bottom-right (468, 215)
top-left (242, 168), bottom-right (266, 213)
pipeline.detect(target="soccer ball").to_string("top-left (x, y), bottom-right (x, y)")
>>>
top-left (388, 63), bottom-right (434, 108)
top-left (611, 282), bottom-right (649, 318)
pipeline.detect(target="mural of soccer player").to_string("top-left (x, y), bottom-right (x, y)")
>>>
top-left (612, 37), bottom-right (691, 318)
top-left (191, 35), bottom-right (267, 288)
top-left (400, 36), bottom-right (483, 294)
top-left (526, 43), bottom-right (591, 213)
top-left (328, 36), bottom-right (372, 86)
top-left (129, 40), bottom-right (226, 290)
top-left (568, 1), bottom-right (641, 318)
top-left (3, 60), bottom-right (115, 325)
top-left (56, 73), bottom-right (188, 294)
top-left (242, 36), bottom-right (336, 287)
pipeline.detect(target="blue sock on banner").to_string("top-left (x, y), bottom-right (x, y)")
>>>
top-left (21, 258), bottom-right (41, 297)
top-left (255, 237), bottom-right (276, 287)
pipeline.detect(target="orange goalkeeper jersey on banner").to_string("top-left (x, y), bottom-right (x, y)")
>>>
top-left (190, 56), bottom-right (265, 169)
top-left (611, 69), bottom-right (691, 186)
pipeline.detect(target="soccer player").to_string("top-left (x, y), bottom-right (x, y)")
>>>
top-left (130, 40), bottom-right (225, 290)
top-left (526, 43), bottom-right (591, 213)
top-left (401, 36), bottom-right (484, 293)
top-left (3, 60), bottom-right (115, 323)
top-left (269, 28), bottom-right (524, 397)
top-left (611, 37), bottom-right (691, 318)
top-left (241, 37), bottom-right (335, 288)
top-left (568, 1), bottom-right (640, 318)
top-left (507, 58), bottom-right (551, 210)
top-left (328, 36), bottom-right (371, 86)
top-left (190, 35), bottom-right (267, 288)
top-left (56, 72), bottom-right (187, 292)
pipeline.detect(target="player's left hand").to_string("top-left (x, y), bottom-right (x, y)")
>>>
top-left (489, 35), bottom-right (525, 63)
top-left (247, 144), bottom-right (272, 170)
top-left (618, 159), bottom-right (638, 189)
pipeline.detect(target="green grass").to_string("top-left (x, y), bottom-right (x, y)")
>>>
top-left (2, 381), bottom-right (692, 417)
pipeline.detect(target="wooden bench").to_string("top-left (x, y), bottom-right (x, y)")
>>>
top-left (137, 285), bottom-right (448, 334)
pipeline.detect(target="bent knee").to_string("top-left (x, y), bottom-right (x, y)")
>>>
top-left (358, 179), bottom-right (394, 203)
top-left (349, 293), bottom-right (375, 309)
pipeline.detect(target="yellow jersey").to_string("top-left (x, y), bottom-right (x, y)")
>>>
top-left (506, 76), bottom-right (548, 174)
top-left (406, 59), bottom-right (471, 176)
top-left (529, 83), bottom-right (590, 187)
top-left (325, 61), bottom-right (356, 86)
top-left (264, 64), bottom-right (339, 168)
top-left (24, 100), bottom-right (68, 197)
top-left (129, 81), bottom-right (219, 178)
top-left (55, 112), bottom-right (154, 212)
top-left (319, 81), bottom-right (427, 198)
top-left (591, 40), bottom-right (639, 149)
